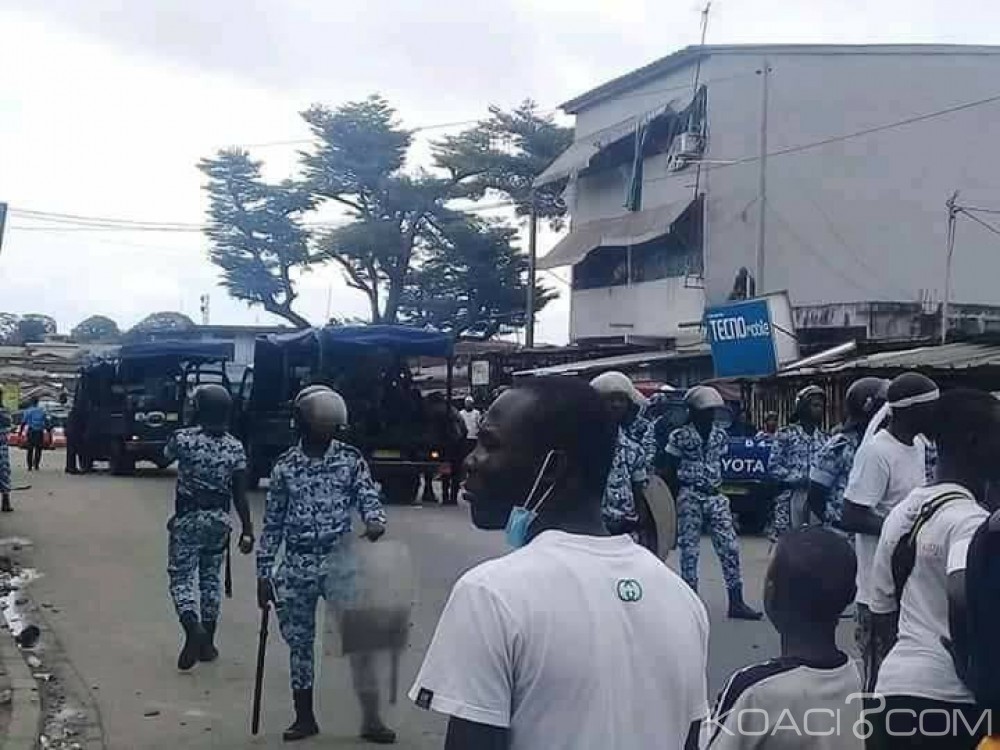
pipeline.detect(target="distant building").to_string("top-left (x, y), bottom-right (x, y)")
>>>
top-left (537, 44), bottom-right (1000, 347)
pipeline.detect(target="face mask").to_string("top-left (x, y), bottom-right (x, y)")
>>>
top-left (504, 450), bottom-right (558, 549)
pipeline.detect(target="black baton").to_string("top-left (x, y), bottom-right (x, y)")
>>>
top-left (251, 605), bottom-right (269, 735)
top-left (224, 541), bottom-right (233, 598)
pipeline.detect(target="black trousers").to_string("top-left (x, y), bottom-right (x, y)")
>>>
top-left (867, 695), bottom-right (990, 750)
top-left (26, 430), bottom-right (44, 470)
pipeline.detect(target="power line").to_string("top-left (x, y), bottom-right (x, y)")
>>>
top-left (958, 208), bottom-right (1000, 240)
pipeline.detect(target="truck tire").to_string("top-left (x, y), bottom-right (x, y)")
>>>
top-left (109, 442), bottom-right (135, 476)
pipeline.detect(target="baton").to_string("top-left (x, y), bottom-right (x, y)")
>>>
top-left (251, 605), bottom-right (269, 736)
top-left (224, 541), bottom-right (233, 599)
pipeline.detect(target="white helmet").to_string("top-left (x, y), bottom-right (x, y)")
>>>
top-left (684, 385), bottom-right (725, 411)
top-left (294, 385), bottom-right (348, 433)
top-left (589, 371), bottom-right (647, 406)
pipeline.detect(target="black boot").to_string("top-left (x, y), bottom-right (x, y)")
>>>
top-left (177, 612), bottom-right (205, 671)
top-left (359, 691), bottom-right (396, 744)
top-left (1, 493), bottom-right (11, 513)
top-left (283, 688), bottom-right (319, 742)
top-left (727, 586), bottom-right (763, 620)
top-left (199, 620), bottom-right (219, 662)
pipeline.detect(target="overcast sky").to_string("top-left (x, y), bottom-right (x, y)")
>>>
top-left (1, 0), bottom-right (998, 342)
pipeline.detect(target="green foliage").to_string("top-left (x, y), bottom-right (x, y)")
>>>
top-left (71, 315), bottom-right (121, 343)
top-left (17, 314), bottom-right (57, 344)
top-left (0, 313), bottom-right (19, 345)
top-left (131, 311), bottom-right (196, 333)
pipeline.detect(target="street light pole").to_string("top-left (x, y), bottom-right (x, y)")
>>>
top-left (755, 59), bottom-right (771, 293)
top-left (941, 191), bottom-right (959, 345)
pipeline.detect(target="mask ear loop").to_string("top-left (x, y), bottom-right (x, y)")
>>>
top-left (524, 450), bottom-right (558, 513)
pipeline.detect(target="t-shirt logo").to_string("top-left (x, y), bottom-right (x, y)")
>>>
top-left (617, 578), bottom-right (643, 602)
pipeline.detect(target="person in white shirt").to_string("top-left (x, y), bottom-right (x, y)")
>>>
top-left (459, 396), bottom-right (481, 443)
top-left (866, 388), bottom-right (1000, 749)
top-left (410, 376), bottom-right (710, 750)
top-left (840, 372), bottom-right (938, 692)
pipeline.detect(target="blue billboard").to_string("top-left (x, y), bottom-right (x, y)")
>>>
top-left (705, 299), bottom-right (778, 378)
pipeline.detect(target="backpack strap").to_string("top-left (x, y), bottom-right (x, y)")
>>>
top-left (891, 491), bottom-right (967, 603)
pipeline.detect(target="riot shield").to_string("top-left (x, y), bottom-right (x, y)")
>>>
top-left (319, 537), bottom-right (416, 704)
top-left (645, 475), bottom-right (677, 561)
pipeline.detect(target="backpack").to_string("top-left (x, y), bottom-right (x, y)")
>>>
top-left (890, 491), bottom-right (966, 603)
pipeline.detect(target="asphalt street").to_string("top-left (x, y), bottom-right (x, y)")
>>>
top-left (0, 458), bottom-right (857, 749)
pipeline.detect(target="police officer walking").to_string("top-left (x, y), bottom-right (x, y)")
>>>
top-left (256, 385), bottom-right (394, 744)
top-left (164, 384), bottom-right (254, 671)
top-left (662, 385), bottom-right (762, 619)
top-left (767, 385), bottom-right (828, 537)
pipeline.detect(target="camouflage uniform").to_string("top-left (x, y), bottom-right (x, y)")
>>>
top-left (923, 439), bottom-right (938, 485)
top-left (0, 408), bottom-right (11, 494)
top-left (767, 423), bottom-right (829, 536)
top-left (164, 427), bottom-right (246, 622)
top-left (666, 423), bottom-right (743, 592)
top-left (601, 428), bottom-right (648, 530)
top-left (809, 428), bottom-right (861, 531)
top-left (625, 415), bottom-right (657, 470)
top-left (257, 441), bottom-right (387, 691)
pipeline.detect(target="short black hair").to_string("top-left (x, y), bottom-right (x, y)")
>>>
top-left (516, 377), bottom-right (617, 494)
top-left (770, 527), bottom-right (856, 626)
top-left (924, 388), bottom-right (999, 462)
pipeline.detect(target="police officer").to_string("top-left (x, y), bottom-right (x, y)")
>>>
top-left (807, 377), bottom-right (888, 530)
top-left (591, 371), bottom-right (656, 467)
top-left (662, 385), bottom-right (761, 619)
top-left (163, 384), bottom-right (253, 671)
top-left (767, 385), bottom-right (828, 537)
top-left (256, 386), bottom-right (394, 744)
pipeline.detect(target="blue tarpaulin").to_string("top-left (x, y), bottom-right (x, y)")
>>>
top-left (265, 325), bottom-right (453, 359)
top-left (117, 341), bottom-right (234, 361)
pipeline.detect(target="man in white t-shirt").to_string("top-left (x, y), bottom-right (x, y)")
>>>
top-left (840, 371), bottom-right (938, 692)
top-left (459, 397), bottom-right (481, 442)
top-left (866, 388), bottom-right (1000, 748)
top-left (410, 377), bottom-right (710, 750)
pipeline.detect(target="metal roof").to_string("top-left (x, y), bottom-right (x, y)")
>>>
top-left (562, 44), bottom-right (1000, 113)
top-left (513, 345), bottom-right (710, 378)
top-left (780, 342), bottom-right (1000, 377)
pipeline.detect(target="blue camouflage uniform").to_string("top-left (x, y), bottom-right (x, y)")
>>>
top-left (602, 428), bottom-right (648, 531)
top-left (767, 423), bottom-right (828, 536)
top-left (257, 441), bottom-right (387, 691)
top-left (164, 427), bottom-right (246, 623)
top-left (625, 415), bottom-right (656, 470)
top-left (809, 428), bottom-right (862, 530)
top-left (0, 408), bottom-right (11, 494)
top-left (666, 423), bottom-right (743, 592)
top-left (923, 439), bottom-right (938, 485)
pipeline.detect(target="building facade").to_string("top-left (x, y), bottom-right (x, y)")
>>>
top-left (538, 45), bottom-right (1000, 346)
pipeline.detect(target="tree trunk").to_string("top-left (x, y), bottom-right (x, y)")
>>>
top-left (264, 302), bottom-right (312, 329)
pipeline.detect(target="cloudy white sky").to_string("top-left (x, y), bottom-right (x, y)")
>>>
top-left (1, 0), bottom-right (998, 342)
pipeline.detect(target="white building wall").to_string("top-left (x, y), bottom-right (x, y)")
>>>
top-left (562, 47), bottom-right (1000, 342)
top-left (571, 278), bottom-right (705, 340)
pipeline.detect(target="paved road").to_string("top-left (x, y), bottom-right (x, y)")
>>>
top-left (0, 460), bottom-right (856, 749)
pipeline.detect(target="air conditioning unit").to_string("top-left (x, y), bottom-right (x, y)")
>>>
top-left (667, 131), bottom-right (705, 172)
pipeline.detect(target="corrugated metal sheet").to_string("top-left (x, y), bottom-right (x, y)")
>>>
top-left (513, 345), bottom-right (710, 377)
top-left (782, 342), bottom-right (1000, 376)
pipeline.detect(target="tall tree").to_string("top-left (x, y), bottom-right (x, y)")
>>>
top-left (399, 217), bottom-right (555, 337)
top-left (302, 96), bottom-right (451, 324)
top-left (0, 313), bottom-right (19, 345)
top-left (17, 314), bottom-right (57, 344)
top-left (433, 100), bottom-right (574, 228)
top-left (131, 311), bottom-right (196, 334)
top-left (71, 315), bottom-right (121, 343)
top-left (199, 150), bottom-right (315, 328)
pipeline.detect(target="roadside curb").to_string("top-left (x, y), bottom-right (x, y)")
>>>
top-left (0, 628), bottom-right (42, 750)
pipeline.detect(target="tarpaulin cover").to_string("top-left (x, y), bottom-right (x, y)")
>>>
top-left (117, 341), bottom-right (234, 361)
top-left (264, 325), bottom-right (454, 359)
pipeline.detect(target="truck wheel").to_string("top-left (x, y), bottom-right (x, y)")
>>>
top-left (109, 442), bottom-right (135, 476)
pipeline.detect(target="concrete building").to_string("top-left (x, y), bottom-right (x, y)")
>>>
top-left (537, 44), bottom-right (1000, 347)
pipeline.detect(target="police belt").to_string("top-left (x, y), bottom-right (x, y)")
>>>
top-left (175, 489), bottom-right (230, 517)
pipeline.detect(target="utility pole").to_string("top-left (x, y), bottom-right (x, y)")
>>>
top-left (941, 191), bottom-right (959, 345)
top-left (755, 59), bottom-right (771, 294)
top-left (525, 196), bottom-right (538, 348)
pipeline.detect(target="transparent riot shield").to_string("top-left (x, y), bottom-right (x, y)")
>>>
top-left (645, 475), bottom-right (677, 561)
top-left (319, 536), bottom-right (416, 706)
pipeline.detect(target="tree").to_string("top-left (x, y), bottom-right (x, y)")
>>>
top-left (131, 311), bottom-right (196, 334)
top-left (399, 217), bottom-right (555, 337)
top-left (433, 101), bottom-right (574, 229)
top-left (71, 315), bottom-right (121, 343)
top-left (17, 314), bottom-right (57, 344)
top-left (0, 313), bottom-right (18, 345)
top-left (199, 150), bottom-right (315, 328)
top-left (303, 96), bottom-right (451, 324)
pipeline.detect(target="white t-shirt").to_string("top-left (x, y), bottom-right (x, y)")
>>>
top-left (844, 430), bottom-right (927, 606)
top-left (869, 483), bottom-right (988, 703)
top-left (409, 530), bottom-right (709, 750)
top-left (459, 409), bottom-right (481, 440)
top-left (706, 654), bottom-right (864, 750)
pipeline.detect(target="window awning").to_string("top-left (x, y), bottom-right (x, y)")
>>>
top-left (537, 200), bottom-right (693, 270)
top-left (534, 99), bottom-right (680, 187)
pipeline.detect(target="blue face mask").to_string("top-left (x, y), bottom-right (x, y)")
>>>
top-left (504, 450), bottom-right (558, 549)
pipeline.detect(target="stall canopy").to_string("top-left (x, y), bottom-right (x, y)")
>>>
top-left (264, 325), bottom-right (454, 359)
top-left (537, 199), bottom-right (693, 270)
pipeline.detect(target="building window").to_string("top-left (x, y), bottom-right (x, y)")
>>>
top-left (571, 197), bottom-right (703, 290)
